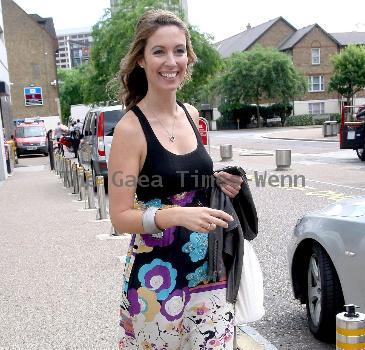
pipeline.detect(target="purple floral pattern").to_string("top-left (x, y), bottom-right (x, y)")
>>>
top-left (138, 259), bottom-right (177, 300)
top-left (160, 287), bottom-right (191, 321)
top-left (168, 190), bottom-right (196, 206)
top-left (142, 226), bottom-right (176, 247)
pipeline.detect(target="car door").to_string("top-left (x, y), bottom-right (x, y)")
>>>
top-left (79, 112), bottom-right (92, 167)
top-left (104, 108), bottom-right (124, 163)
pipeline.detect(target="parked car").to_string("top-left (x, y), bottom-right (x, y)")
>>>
top-left (14, 119), bottom-right (48, 157)
top-left (78, 105), bottom-right (124, 190)
top-left (288, 196), bottom-right (365, 342)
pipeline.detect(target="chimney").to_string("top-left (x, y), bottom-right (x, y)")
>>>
top-left (246, 23), bottom-right (251, 30)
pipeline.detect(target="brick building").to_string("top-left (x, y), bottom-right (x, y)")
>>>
top-left (216, 17), bottom-right (365, 115)
top-left (2, 0), bottom-right (60, 126)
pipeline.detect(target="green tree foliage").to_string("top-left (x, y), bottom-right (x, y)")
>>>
top-left (58, 67), bottom-right (87, 123)
top-left (328, 44), bottom-right (365, 106)
top-left (215, 45), bottom-right (306, 126)
top-left (87, 0), bottom-right (222, 104)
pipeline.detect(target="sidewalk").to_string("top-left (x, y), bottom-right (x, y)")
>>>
top-left (262, 125), bottom-right (339, 143)
top-left (0, 159), bottom-right (274, 349)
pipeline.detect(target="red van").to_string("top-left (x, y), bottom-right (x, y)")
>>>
top-left (15, 119), bottom-right (48, 157)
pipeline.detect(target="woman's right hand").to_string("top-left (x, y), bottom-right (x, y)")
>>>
top-left (173, 206), bottom-right (234, 233)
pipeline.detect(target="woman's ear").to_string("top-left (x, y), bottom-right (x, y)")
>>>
top-left (137, 58), bottom-right (145, 69)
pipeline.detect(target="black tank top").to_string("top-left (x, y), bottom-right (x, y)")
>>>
top-left (132, 101), bottom-right (213, 202)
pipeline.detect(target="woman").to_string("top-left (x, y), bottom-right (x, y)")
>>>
top-left (109, 9), bottom-right (243, 349)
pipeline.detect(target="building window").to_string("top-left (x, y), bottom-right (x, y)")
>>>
top-left (311, 48), bottom-right (320, 65)
top-left (308, 76), bottom-right (324, 92)
top-left (309, 102), bottom-right (325, 115)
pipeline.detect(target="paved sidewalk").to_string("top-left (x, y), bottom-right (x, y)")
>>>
top-left (0, 160), bottom-right (274, 349)
top-left (262, 125), bottom-right (339, 142)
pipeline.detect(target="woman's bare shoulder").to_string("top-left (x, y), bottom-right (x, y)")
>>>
top-left (114, 109), bottom-right (142, 140)
top-left (183, 103), bottom-right (199, 125)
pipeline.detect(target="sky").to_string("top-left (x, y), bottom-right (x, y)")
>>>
top-left (13, 0), bottom-right (365, 42)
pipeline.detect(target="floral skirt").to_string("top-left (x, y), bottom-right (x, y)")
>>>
top-left (119, 190), bottom-right (235, 350)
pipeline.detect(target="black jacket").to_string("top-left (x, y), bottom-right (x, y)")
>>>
top-left (208, 166), bottom-right (258, 303)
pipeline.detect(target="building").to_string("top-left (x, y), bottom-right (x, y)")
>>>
top-left (216, 17), bottom-right (365, 115)
top-left (110, 0), bottom-right (188, 18)
top-left (56, 28), bottom-right (92, 69)
top-left (0, 0), bottom-right (11, 181)
top-left (2, 0), bottom-right (60, 125)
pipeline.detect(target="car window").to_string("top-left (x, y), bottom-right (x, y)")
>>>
top-left (104, 109), bottom-right (124, 136)
top-left (91, 113), bottom-right (97, 136)
top-left (17, 126), bottom-right (46, 137)
top-left (84, 113), bottom-right (93, 136)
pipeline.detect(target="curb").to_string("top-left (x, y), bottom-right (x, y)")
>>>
top-left (237, 325), bottom-right (278, 350)
top-left (262, 136), bottom-right (339, 143)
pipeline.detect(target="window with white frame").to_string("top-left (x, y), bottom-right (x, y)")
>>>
top-left (308, 76), bottom-right (324, 92)
top-left (308, 102), bottom-right (325, 115)
top-left (311, 48), bottom-right (320, 65)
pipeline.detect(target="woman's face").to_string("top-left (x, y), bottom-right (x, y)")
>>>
top-left (139, 25), bottom-right (188, 92)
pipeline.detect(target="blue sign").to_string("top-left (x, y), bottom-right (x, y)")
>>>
top-left (24, 86), bottom-right (43, 106)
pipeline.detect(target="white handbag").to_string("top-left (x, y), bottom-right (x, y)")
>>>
top-left (234, 240), bottom-right (265, 325)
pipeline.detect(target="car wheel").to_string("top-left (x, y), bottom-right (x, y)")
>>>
top-left (306, 244), bottom-right (344, 342)
top-left (356, 148), bottom-right (365, 161)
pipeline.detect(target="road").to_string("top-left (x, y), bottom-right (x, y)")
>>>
top-left (208, 129), bottom-right (364, 350)
top-left (11, 128), bottom-right (365, 350)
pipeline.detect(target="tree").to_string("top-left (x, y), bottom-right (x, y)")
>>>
top-left (58, 67), bottom-right (88, 123)
top-left (87, 0), bottom-right (222, 105)
top-left (328, 44), bottom-right (365, 107)
top-left (215, 45), bottom-right (306, 127)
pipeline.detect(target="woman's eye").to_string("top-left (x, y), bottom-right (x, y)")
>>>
top-left (153, 50), bottom-right (164, 55)
top-left (176, 48), bottom-right (186, 55)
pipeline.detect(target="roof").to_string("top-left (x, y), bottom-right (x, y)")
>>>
top-left (215, 17), bottom-right (296, 58)
top-left (279, 24), bottom-right (315, 50)
top-left (278, 23), bottom-right (341, 50)
top-left (330, 32), bottom-right (365, 45)
top-left (29, 14), bottom-right (57, 40)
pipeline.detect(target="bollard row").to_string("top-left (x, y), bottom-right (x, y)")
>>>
top-left (52, 155), bottom-right (108, 222)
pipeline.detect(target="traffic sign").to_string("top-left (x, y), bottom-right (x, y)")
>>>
top-left (24, 86), bottom-right (43, 106)
top-left (198, 117), bottom-right (209, 145)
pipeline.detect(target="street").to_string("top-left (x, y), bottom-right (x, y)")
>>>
top-left (1, 127), bottom-right (364, 350)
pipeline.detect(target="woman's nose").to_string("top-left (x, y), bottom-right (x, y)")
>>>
top-left (165, 52), bottom-right (177, 66)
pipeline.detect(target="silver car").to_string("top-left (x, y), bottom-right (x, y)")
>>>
top-left (78, 105), bottom-right (124, 190)
top-left (288, 196), bottom-right (365, 342)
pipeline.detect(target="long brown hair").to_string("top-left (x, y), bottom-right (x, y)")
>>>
top-left (119, 9), bottom-right (196, 110)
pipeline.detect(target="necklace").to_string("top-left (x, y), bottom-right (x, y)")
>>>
top-left (145, 101), bottom-right (178, 142)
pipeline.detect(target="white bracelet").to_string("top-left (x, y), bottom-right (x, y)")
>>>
top-left (142, 206), bottom-right (163, 234)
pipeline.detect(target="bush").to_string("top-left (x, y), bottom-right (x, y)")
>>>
top-left (285, 114), bottom-right (313, 126)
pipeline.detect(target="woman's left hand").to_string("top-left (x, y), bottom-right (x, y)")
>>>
top-left (214, 171), bottom-right (243, 198)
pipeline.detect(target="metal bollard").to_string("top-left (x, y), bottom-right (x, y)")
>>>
top-left (59, 156), bottom-right (64, 179)
top-left (71, 163), bottom-right (79, 194)
top-left (336, 304), bottom-right (365, 350)
top-left (96, 176), bottom-right (108, 220)
top-left (63, 158), bottom-right (69, 187)
top-left (66, 159), bottom-right (72, 188)
top-left (84, 170), bottom-right (96, 209)
top-left (77, 166), bottom-right (86, 201)
top-left (220, 144), bottom-right (233, 161)
top-left (276, 149), bottom-right (291, 170)
top-left (54, 153), bottom-right (59, 175)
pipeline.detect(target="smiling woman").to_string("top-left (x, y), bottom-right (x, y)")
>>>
top-left (108, 8), bottom-right (243, 350)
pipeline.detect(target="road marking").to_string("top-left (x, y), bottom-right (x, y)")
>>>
top-left (305, 179), bottom-right (365, 192)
